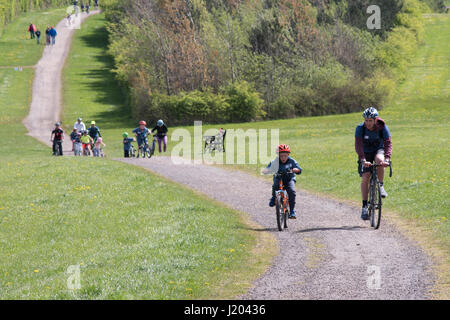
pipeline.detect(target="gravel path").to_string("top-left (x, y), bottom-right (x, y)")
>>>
top-left (23, 10), bottom-right (99, 153)
top-left (23, 11), bottom-right (434, 300)
top-left (119, 157), bottom-right (434, 299)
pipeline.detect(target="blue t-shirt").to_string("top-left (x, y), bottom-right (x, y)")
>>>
top-left (132, 127), bottom-right (149, 143)
top-left (266, 157), bottom-right (302, 182)
top-left (355, 123), bottom-right (391, 154)
top-left (123, 137), bottom-right (134, 151)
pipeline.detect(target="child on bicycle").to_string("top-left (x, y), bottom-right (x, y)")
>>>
top-left (122, 132), bottom-right (136, 158)
top-left (72, 132), bottom-right (82, 156)
top-left (93, 137), bottom-right (106, 157)
top-left (50, 122), bottom-right (64, 156)
top-left (70, 128), bottom-right (78, 151)
top-left (81, 130), bottom-right (93, 156)
top-left (262, 144), bottom-right (302, 219)
top-left (132, 121), bottom-right (150, 158)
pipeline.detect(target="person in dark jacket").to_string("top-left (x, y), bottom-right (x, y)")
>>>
top-left (35, 29), bottom-right (41, 44)
top-left (355, 107), bottom-right (392, 220)
top-left (45, 26), bottom-right (51, 45)
top-left (151, 119), bottom-right (168, 153)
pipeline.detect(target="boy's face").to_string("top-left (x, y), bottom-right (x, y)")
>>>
top-left (139, 125), bottom-right (145, 129)
top-left (279, 152), bottom-right (289, 163)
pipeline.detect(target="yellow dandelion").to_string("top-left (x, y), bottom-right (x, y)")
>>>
top-left (34, 269), bottom-right (39, 273)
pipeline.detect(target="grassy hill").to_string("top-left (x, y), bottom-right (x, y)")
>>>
top-left (61, 11), bottom-right (449, 297)
top-left (0, 10), bottom-right (274, 299)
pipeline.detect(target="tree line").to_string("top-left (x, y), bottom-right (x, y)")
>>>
top-left (103, 0), bottom-right (445, 125)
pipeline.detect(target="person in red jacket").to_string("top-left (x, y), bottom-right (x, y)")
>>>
top-left (28, 23), bottom-right (36, 39)
top-left (355, 107), bottom-right (392, 220)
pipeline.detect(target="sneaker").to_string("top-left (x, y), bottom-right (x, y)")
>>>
top-left (269, 197), bottom-right (275, 207)
top-left (289, 211), bottom-right (297, 219)
top-left (379, 184), bottom-right (388, 198)
top-left (361, 207), bottom-right (369, 220)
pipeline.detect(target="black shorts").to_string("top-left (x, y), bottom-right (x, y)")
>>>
top-left (358, 149), bottom-right (384, 176)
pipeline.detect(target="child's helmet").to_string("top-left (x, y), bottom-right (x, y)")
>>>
top-left (97, 137), bottom-right (102, 143)
top-left (55, 122), bottom-right (61, 126)
top-left (157, 119), bottom-right (164, 127)
top-left (139, 120), bottom-right (146, 126)
top-left (91, 121), bottom-right (96, 125)
top-left (277, 144), bottom-right (291, 153)
top-left (77, 132), bottom-right (82, 136)
top-left (122, 132), bottom-right (128, 138)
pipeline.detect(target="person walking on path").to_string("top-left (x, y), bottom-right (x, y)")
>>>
top-left (151, 119), bottom-right (168, 153)
top-left (35, 29), bottom-right (41, 44)
top-left (45, 26), bottom-right (51, 45)
top-left (86, 3), bottom-right (90, 14)
top-left (28, 23), bottom-right (36, 39)
top-left (49, 26), bottom-right (57, 45)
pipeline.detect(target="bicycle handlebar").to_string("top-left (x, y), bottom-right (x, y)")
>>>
top-left (358, 160), bottom-right (393, 177)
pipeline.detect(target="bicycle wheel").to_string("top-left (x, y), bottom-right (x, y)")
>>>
top-left (284, 201), bottom-right (289, 229)
top-left (373, 183), bottom-right (382, 229)
top-left (149, 139), bottom-right (156, 158)
top-left (275, 195), bottom-right (283, 232)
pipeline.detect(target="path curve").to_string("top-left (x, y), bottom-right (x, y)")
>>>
top-left (119, 157), bottom-right (433, 299)
top-left (24, 11), bottom-right (434, 299)
top-left (23, 10), bottom-right (100, 153)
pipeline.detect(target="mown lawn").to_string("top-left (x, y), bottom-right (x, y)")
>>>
top-left (0, 11), bottom-right (274, 299)
top-left (63, 12), bottom-right (449, 257)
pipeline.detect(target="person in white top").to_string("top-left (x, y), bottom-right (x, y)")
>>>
top-left (74, 117), bottom-right (86, 133)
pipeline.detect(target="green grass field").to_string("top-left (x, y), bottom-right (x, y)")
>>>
top-left (0, 11), bottom-right (274, 299)
top-left (0, 8), bottom-right (68, 66)
top-left (63, 12), bottom-right (449, 259)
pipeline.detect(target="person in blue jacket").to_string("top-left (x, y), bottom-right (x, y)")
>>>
top-left (49, 26), bottom-right (57, 45)
top-left (262, 144), bottom-right (302, 219)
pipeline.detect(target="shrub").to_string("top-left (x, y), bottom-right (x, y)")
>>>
top-left (223, 81), bottom-right (265, 123)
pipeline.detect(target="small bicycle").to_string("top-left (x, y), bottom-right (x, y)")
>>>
top-left (360, 160), bottom-right (393, 229)
top-left (82, 144), bottom-right (91, 156)
top-left (273, 170), bottom-right (292, 231)
top-left (53, 140), bottom-right (63, 156)
top-left (73, 142), bottom-right (82, 156)
top-left (129, 144), bottom-right (136, 158)
top-left (148, 135), bottom-right (156, 158)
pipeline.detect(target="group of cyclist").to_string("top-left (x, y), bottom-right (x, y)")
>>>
top-left (264, 107), bottom-right (392, 221)
top-left (50, 118), bottom-right (105, 156)
top-left (52, 106), bottom-right (391, 221)
top-left (122, 119), bottom-right (168, 158)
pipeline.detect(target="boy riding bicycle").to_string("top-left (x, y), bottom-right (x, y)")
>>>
top-left (50, 122), bottom-right (64, 156)
top-left (355, 107), bottom-right (392, 220)
top-left (132, 121), bottom-right (150, 158)
top-left (262, 144), bottom-right (302, 219)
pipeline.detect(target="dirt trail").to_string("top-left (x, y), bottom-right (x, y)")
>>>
top-left (24, 10), bottom-right (434, 299)
top-left (119, 157), bottom-right (433, 299)
top-left (23, 11), bottom-right (99, 153)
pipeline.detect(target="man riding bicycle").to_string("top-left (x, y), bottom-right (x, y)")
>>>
top-left (355, 107), bottom-right (392, 220)
top-left (262, 144), bottom-right (302, 219)
top-left (50, 122), bottom-right (64, 156)
top-left (132, 121), bottom-right (150, 158)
